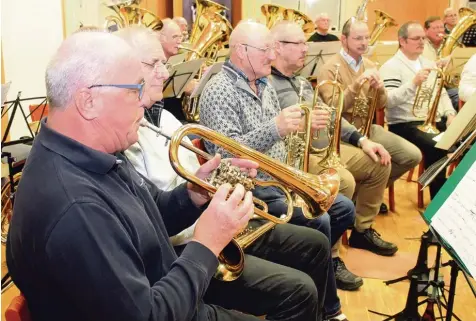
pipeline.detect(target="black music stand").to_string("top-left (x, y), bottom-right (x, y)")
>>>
top-left (162, 58), bottom-right (206, 99)
top-left (461, 25), bottom-right (476, 47)
top-left (297, 41), bottom-right (341, 78)
top-left (1, 91), bottom-right (47, 146)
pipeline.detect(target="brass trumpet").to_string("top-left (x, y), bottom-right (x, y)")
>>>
top-left (349, 70), bottom-right (380, 137)
top-left (140, 121), bottom-right (339, 280)
top-left (412, 68), bottom-right (446, 134)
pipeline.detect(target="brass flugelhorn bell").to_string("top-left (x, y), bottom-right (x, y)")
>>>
top-left (104, 0), bottom-right (163, 31)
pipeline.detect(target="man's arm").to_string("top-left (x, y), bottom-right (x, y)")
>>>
top-left (380, 61), bottom-right (417, 107)
top-left (437, 88), bottom-right (457, 118)
top-left (199, 82), bottom-right (281, 154)
top-left (316, 65), bottom-right (358, 111)
top-left (459, 55), bottom-right (476, 102)
top-left (46, 202), bottom-right (218, 321)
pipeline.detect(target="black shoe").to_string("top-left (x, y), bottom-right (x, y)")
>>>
top-left (333, 257), bottom-right (363, 291)
top-left (349, 228), bottom-right (398, 256)
top-left (379, 203), bottom-right (389, 214)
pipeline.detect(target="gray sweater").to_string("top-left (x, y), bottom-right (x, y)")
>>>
top-left (199, 61), bottom-right (285, 180)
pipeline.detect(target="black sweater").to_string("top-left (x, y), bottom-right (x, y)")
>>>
top-left (308, 32), bottom-right (339, 42)
top-left (6, 120), bottom-right (219, 321)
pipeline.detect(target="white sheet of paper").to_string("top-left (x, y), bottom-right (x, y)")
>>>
top-left (432, 132), bottom-right (444, 142)
top-left (430, 161), bottom-right (476, 278)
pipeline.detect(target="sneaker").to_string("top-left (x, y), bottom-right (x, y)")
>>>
top-left (379, 202), bottom-right (389, 214)
top-left (325, 311), bottom-right (349, 321)
top-left (349, 227), bottom-right (398, 256)
top-left (333, 257), bottom-right (363, 291)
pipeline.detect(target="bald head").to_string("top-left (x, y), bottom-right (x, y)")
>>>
top-left (161, 18), bottom-right (181, 35)
top-left (173, 16), bottom-right (187, 26)
top-left (46, 32), bottom-right (136, 109)
top-left (270, 21), bottom-right (304, 41)
top-left (271, 22), bottom-right (308, 75)
top-left (230, 21), bottom-right (270, 50)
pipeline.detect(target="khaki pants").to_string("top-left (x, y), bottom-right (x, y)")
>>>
top-left (369, 125), bottom-right (422, 184)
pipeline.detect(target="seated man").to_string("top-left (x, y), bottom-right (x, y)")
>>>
top-left (200, 21), bottom-right (354, 321)
top-left (317, 18), bottom-right (421, 255)
top-left (173, 16), bottom-right (189, 42)
top-left (6, 31), bottom-right (329, 321)
top-left (380, 21), bottom-right (456, 199)
top-left (459, 53), bottom-right (476, 103)
top-left (268, 21), bottom-right (366, 291)
top-left (422, 16), bottom-right (459, 110)
top-left (120, 27), bottom-right (332, 318)
top-left (308, 13), bottom-right (339, 42)
top-left (442, 8), bottom-right (458, 34)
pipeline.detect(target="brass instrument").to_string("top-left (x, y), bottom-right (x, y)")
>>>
top-left (355, 0), bottom-right (398, 45)
top-left (412, 67), bottom-right (446, 134)
top-left (140, 121), bottom-right (339, 280)
top-left (285, 82), bottom-right (341, 219)
top-left (261, 4), bottom-right (315, 38)
top-left (104, 0), bottom-right (163, 31)
top-left (1, 173), bottom-right (21, 293)
top-left (314, 64), bottom-right (345, 169)
top-left (349, 65), bottom-right (380, 137)
top-left (181, 0), bottom-right (233, 123)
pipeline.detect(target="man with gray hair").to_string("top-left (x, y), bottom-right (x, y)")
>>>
top-left (308, 13), bottom-right (339, 42)
top-left (443, 8), bottom-right (458, 34)
top-left (4, 31), bottom-right (289, 321)
top-left (173, 16), bottom-right (190, 41)
top-left (380, 21), bottom-right (456, 199)
top-left (199, 20), bottom-right (355, 321)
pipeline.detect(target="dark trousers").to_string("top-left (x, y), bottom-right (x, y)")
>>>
top-left (446, 87), bottom-right (459, 111)
top-left (204, 222), bottom-right (330, 321)
top-left (252, 187), bottom-right (355, 317)
top-left (389, 121), bottom-right (448, 198)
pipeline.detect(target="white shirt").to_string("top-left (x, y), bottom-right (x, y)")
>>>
top-left (340, 48), bottom-right (363, 72)
top-left (459, 53), bottom-right (476, 102)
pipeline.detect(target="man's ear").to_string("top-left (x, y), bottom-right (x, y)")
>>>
top-left (236, 44), bottom-right (246, 61)
top-left (74, 88), bottom-right (98, 120)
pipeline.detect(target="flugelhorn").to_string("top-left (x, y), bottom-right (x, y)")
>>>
top-left (140, 121), bottom-right (339, 280)
top-left (412, 67), bottom-right (446, 134)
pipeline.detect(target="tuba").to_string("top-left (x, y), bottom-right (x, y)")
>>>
top-left (141, 121), bottom-right (339, 280)
top-left (181, 0), bottom-right (233, 123)
top-left (103, 0), bottom-right (163, 31)
top-left (355, 0), bottom-right (398, 45)
top-left (349, 64), bottom-right (380, 137)
top-left (314, 64), bottom-right (346, 169)
top-left (261, 4), bottom-right (315, 38)
top-left (412, 68), bottom-right (446, 134)
top-left (438, 8), bottom-right (476, 59)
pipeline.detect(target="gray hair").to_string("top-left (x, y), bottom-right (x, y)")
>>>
top-left (341, 17), bottom-right (367, 37)
top-left (315, 13), bottom-right (330, 23)
top-left (116, 25), bottom-right (163, 60)
top-left (397, 21), bottom-right (421, 47)
top-left (270, 21), bottom-right (303, 41)
top-left (444, 8), bottom-right (456, 17)
top-left (45, 32), bottom-right (134, 109)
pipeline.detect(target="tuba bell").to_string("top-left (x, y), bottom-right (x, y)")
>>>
top-left (261, 4), bottom-right (315, 38)
top-left (355, 0), bottom-right (398, 45)
top-left (412, 68), bottom-right (446, 134)
top-left (104, 0), bottom-right (163, 31)
top-left (140, 121), bottom-right (339, 280)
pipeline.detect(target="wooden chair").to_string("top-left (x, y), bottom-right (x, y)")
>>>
top-left (5, 294), bottom-right (31, 321)
top-left (191, 138), bottom-right (208, 165)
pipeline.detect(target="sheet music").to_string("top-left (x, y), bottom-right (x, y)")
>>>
top-left (1, 82), bottom-right (12, 106)
top-left (431, 161), bottom-right (476, 278)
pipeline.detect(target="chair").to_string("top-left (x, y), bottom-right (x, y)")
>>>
top-left (375, 108), bottom-right (395, 212)
top-left (5, 294), bottom-right (31, 321)
top-left (191, 138), bottom-right (208, 165)
top-left (28, 103), bottom-right (49, 122)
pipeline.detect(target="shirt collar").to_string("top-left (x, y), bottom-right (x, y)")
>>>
top-left (339, 48), bottom-right (363, 70)
top-left (223, 60), bottom-right (268, 87)
top-left (38, 119), bottom-right (119, 174)
top-left (271, 66), bottom-right (295, 80)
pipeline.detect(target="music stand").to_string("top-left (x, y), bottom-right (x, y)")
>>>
top-left (190, 61), bottom-right (224, 99)
top-left (296, 41), bottom-right (341, 78)
top-left (167, 53), bottom-right (188, 65)
top-left (214, 48), bottom-right (230, 63)
top-left (461, 25), bottom-right (476, 47)
top-left (162, 58), bottom-right (206, 99)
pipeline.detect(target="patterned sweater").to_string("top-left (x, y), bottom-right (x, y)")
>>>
top-left (199, 61), bottom-right (285, 180)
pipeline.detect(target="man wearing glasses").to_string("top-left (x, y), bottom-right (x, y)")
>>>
top-left (380, 21), bottom-right (456, 199)
top-left (199, 21), bottom-right (355, 321)
top-left (316, 18), bottom-right (421, 256)
top-left (308, 13), bottom-right (339, 42)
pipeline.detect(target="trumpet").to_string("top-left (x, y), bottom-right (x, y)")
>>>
top-left (140, 120), bottom-right (339, 280)
top-left (412, 68), bottom-right (446, 134)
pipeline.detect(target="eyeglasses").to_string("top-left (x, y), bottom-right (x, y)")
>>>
top-left (279, 40), bottom-right (308, 48)
top-left (350, 36), bottom-right (371, 42)
top-left (142, 61), bottom-right (172, 74)
top-left (406, 36), bottom-right (427, 42)
top-left (88, 80), bottom-right (145, 100)
top-left (241, 43), bottom-right (276, 54)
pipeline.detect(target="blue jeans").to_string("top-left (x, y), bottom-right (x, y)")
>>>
top-left (253, 186), bottom-right (355, 317)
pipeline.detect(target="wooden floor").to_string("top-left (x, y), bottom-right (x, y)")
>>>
top-left (1, 175), bottom-right (476, 320)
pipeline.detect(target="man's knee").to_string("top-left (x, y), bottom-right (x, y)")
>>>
top-left (337, 168), bottom-right (356, 199)
top-left (287, 271), bottom-right (319, 306)
top-left (306, 213), bottom-right (331, 241)
top-left (399, 139), bottom-right (422, 168)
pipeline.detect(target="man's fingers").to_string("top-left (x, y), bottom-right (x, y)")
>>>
top-left (237, 191), bottom-right (254, 223)
top-left (227, 184), bottom-right (246, 208)
top-left (212, 183), bottom-right (232, 203)
top-left (228, 158), bottom-right (259, 170)
top-left (196, 154), bottom-right (221, 178)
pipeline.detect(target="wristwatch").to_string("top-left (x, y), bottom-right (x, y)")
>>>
top-left (357, 136), bottom-right (368, 148)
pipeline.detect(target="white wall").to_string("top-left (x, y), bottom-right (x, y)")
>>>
top-left (2, 0), bottom-right (63, 139)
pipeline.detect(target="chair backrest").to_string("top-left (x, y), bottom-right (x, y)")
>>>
top-left (376, 108), bottom-right (385, 126)
top-left (5, 294), bottom-right (31, 321)
top-left (29, 103), bottom-right (49, 122)
top-left (191, 138), bottom-right (208, 165)
top-left (458, 99), bottom-right (465, 111)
